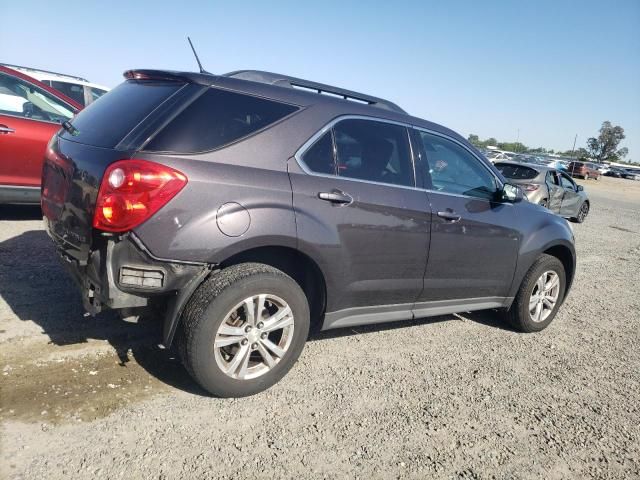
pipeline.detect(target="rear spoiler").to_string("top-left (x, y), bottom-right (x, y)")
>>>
top-left (123, 70), bottom-right (195, 82)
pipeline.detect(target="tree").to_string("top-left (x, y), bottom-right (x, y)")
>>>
top-left (467, 134), bottom-right (481, 147)
top-left (586, 121), bottom-right (627, 162)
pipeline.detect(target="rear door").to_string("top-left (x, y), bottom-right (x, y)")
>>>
top-left (411, 129), bottom-right (520, 303)
top-left (0, 71), bottom-right (75, 188)
top-left (546, 170), bottom-right (564, 213)
top-left (289, 118), bottom-right (431, 314)
top-left (559, 172), bottom-right (581, 216)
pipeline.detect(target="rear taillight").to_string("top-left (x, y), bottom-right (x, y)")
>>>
top-left (93, 159), bottom-right (187, 232)
top-left (523, 184), bottom-right (540, 191)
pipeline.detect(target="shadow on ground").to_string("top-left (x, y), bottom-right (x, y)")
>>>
top-left (1, 224), bottom-right (512, 397)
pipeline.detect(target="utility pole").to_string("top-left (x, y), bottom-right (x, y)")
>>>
top-left (571, 134), bottom-right (577, 157)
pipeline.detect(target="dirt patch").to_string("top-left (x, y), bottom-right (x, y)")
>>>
top-left (1, 341), bottom-right (189, 424)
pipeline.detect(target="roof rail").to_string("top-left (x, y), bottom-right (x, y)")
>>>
top-left (1, 63), bottom-right (89, 83)
top-left (224, 70), bottom-right (406, 114)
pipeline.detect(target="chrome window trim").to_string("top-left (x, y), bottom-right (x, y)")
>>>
top-left (294, 114), bottom-right (511, 204)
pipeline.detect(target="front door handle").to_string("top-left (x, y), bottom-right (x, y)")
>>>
top-left (0, 125), bottom-right (15, 134)
top-left (437, 210), bottom-right (461, 222)
top-left (318, 191), bottom-right (353, 205)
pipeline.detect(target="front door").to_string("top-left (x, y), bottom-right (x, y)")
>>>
top-left (288, 118), bottom-right (431, 314)
top-left (0, 71), bottom-right (74, 188)
top-left (558, 171), bottom-right (581, 217)
top-left (411, 129), bottom-right (520, 302)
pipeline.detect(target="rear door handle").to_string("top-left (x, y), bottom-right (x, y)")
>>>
top-left (437, 211), bottom-right (461, 222)
top-left (318, 191), bottom-right (353, 205)
top-left (0, 125), bottom-right (15, 134)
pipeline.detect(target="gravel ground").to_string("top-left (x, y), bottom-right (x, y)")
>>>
top-left (1, 177), bottom-right (639, 479)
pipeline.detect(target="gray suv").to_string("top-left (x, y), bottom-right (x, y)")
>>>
top-left (42, 69), bottom-right (576, 397)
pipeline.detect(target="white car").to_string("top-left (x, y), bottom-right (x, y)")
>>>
top-left (2, 64), bottom-right (109, 107)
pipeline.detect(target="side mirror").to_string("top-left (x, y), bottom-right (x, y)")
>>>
top-left (577, 185), bottom-right (584, 192)
top-left (502, 183), bottom-right (524, 203)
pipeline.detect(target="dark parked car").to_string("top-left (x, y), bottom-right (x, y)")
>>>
top-left (495, 161), bottom-right (590, 223)
top-left (42, 69), bottom-right (576, 397)
top-left (567, 161), bottom-right (601, 180)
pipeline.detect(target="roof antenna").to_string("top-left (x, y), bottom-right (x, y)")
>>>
top-left (187, 37), bottom-right (209, 74)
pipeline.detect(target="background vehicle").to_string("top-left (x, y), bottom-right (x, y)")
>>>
top-left (0, 65), bottom-right (81, 204)
top-left (494, 161), bottom-right (590, 222)
top-left (604, 167), bottom-right (628, 178)
top-left (567, 161), bottom-right (601, 180)
top-left (42, 68), bottom-right (576, 397)
top-left (3, 64), bottom-right (110, 107)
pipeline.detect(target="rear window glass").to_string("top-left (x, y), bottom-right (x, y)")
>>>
top-left (495, 163), bottom-right (539, 180)
top-left (144, 87), bottom-right (298, 153)
top-left (60, 80), bottom-right (183, 147)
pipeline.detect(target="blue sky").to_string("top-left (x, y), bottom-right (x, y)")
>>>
top-left (3, 0), bottom-right (639, 159)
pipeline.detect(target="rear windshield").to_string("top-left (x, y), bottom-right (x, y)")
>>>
top-left (60, 80), bottom-right (183, 147)
top-left (144, 87), bottom-right (298, 153)
top-left (494, 163), bottom-right (539, 180)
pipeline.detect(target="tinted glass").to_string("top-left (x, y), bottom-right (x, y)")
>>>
top-left (333, 119), bottom-right (413, 187)
top-left (495, 163), bottom-right (539, 180)
top-left (418, 131), bottom-right (497, 199)
top-left (146, 87), bottom-right (298, 153)
top-left (89, 87), bottom-right (108, 103)
top-left (302, 131), bottom-right (335, 174)
top-left (60, 80), bottom-right (183, 147)
top-left (0, 72), bottom-right (74, 123)
top-left (50, 81), bottom-right (85, 106)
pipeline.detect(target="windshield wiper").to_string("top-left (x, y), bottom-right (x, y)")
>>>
top-left (61, 120), bottom-right (79, 136)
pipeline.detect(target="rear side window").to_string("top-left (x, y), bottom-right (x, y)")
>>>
top-left (302, 131), bottom-right (335, 174)
top-left (50, 81), bottom-right (85, 106)
top-left (333, 119), bottom-right (414, 187)
top-left (61, 80), bottom-right (183, 147)
top-left (494, 163), bottom-right (539, 180)
top-left (144, 88), bottom-right (298, 153)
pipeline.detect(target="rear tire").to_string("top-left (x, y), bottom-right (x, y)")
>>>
top-left (177, 263), bottom-right (310, 397)
top-left (504, 254), bottom-right (566, 333)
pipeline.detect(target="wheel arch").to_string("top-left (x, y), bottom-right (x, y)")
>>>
top-left (219, 246), bottom-right (327, 332)
top-left (542, 243), bottom-right (576, 297)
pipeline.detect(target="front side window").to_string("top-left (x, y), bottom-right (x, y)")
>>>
top-left (0, 72), bottom-right (74, 123)
top-left (145, 87), bottom-right (298, 153)
top-left (560, 172), bottom-right (576, 190)
top-left (417, 131), bottom-right (498, 200)
top-left (332, 119), bottom-right (413, 187)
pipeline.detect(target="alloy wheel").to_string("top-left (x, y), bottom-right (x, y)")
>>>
top-left (214, 294), bottom-right (295, 380)
top-left (529, 271), bottom-right (560, 323)
top-left (578, 203), bottom-right (589, 222)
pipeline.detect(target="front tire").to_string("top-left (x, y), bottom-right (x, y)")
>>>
top-left (573, 202), bottom-right (589, 223)
top-left (504, 254), bottom-right (566, 333)
top-left (178, 263), bottom-right (310, 397)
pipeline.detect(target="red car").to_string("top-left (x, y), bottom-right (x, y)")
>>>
top-left (0, 65), bottom-right (82, 204)
top-left (567, 161), bottom-right (601, 181)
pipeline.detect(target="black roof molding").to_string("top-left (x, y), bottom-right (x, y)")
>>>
top-left (224, 70), bottom-right (406, 114)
